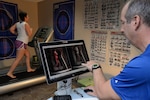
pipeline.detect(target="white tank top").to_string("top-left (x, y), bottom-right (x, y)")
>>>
top-left (16, 22), bottom-right (29, 44)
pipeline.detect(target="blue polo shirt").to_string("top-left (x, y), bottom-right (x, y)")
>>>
top-left (111, 44), bottom-right (150, 100)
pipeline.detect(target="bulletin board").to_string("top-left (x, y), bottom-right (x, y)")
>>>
top-left (0, 1), bottom-right (18, 60)
top-left (109, 31), bottom-right (131, 68)
top-left (90, 30), bottom-right (107, 62)
top-left (84, 0), bottom-right (127, 30)
top-left (100, 0), bottom-right (121, 29)
top-left (90, 31), bottom-right (131, 69)
top-left (84, 0), bottom-right (131, 69)
top-left (84, 0), bottom-right (99, 29)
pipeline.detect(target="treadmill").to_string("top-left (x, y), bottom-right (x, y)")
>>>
top-left (0, 26), bottom-right (54, 95)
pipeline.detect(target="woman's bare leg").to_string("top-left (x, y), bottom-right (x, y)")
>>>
top-left (25, 48), bottom-right (36, 72)
top-left (7, 49), bottom-right (25, 78)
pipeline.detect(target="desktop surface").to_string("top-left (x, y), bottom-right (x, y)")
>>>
top-left (48, 88), bottom-right (99, 100)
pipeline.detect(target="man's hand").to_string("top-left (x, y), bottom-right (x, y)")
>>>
top-left (82, 60), bottom-right (100, 72)
top-left (84, 86), bottom-right (98, 97)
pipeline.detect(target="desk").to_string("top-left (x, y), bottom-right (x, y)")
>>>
top-left (48, 88), bottom-right (99, 100)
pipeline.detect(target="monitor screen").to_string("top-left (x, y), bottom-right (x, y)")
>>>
top-left (38, 40), bottom-right (89, 84)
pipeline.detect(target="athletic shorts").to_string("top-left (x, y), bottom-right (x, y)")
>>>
top-left (15, 40), bottom-right (27, 50)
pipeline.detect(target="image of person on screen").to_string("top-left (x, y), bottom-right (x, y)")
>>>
top-left (82, 0), bottom-right (150, 99)
top-left (7, 11), bottom-right (36, 78)
top-left (72, 46), bottom-right (87, 66)
top-left (78, 46), bottom-right (87, 63)
top-left (53, 49), bottom-right (69, 71)
top-left (72, 46), bottom-right (82, 65)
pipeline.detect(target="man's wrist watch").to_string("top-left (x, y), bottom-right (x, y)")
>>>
top-left (92, 64), bottom-right (101, 72)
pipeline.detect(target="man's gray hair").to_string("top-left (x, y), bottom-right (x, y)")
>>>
top-left (125, 0), bottom-right (150, 26)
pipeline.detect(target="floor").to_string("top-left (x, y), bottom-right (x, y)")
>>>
top-left (0, 74), bottom-right (113, 100)
top-left (0, 83), bottom-right (57, 100)
top-left (0, 80), bottom-right (80, 100)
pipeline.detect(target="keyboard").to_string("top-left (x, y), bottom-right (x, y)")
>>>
top-left (53, 95), bottom-right (72, 100)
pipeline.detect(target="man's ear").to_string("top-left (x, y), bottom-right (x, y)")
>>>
top-left (133, 15), bottom-right (141, 31)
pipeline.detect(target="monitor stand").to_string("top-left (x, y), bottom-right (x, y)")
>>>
top-left (54, 78), bottom-right (72, 95)
top-left (50, 78), bottom-right (99, 100)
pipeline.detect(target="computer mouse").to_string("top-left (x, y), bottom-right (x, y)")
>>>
top-left (84, 88), bottom-right (93, 93)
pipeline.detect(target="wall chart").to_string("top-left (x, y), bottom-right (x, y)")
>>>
top-left (0, 1), bottom-right (18, 60)
top-left (53, 0), bottom-right (75, 40)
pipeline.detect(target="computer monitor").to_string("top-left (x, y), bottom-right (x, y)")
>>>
top-left (38, 40), bottom-right (89, 95)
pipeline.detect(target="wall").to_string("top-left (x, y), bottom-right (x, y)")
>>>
top-left (37, 0), bottom-right (122, 76)
top-left (37, 0), bottom-right (91, 54)
top-left (0, 0), bottom-right (141, 77)
top-left (37, 0), bottom-right (67, 27)
top-left (37, 0), bottom-right (91, 59)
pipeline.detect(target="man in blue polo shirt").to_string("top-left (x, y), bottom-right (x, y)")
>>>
top-left (83, 0), bottom-right (150, 99)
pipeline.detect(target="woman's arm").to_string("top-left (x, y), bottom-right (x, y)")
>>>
top-left (9, 23), bottom-right (17, 35)
top-left (25, 23), bottom-right (32, 37)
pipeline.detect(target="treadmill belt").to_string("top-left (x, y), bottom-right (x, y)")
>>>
top-left (0, 68), bottom-right (44, 86)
